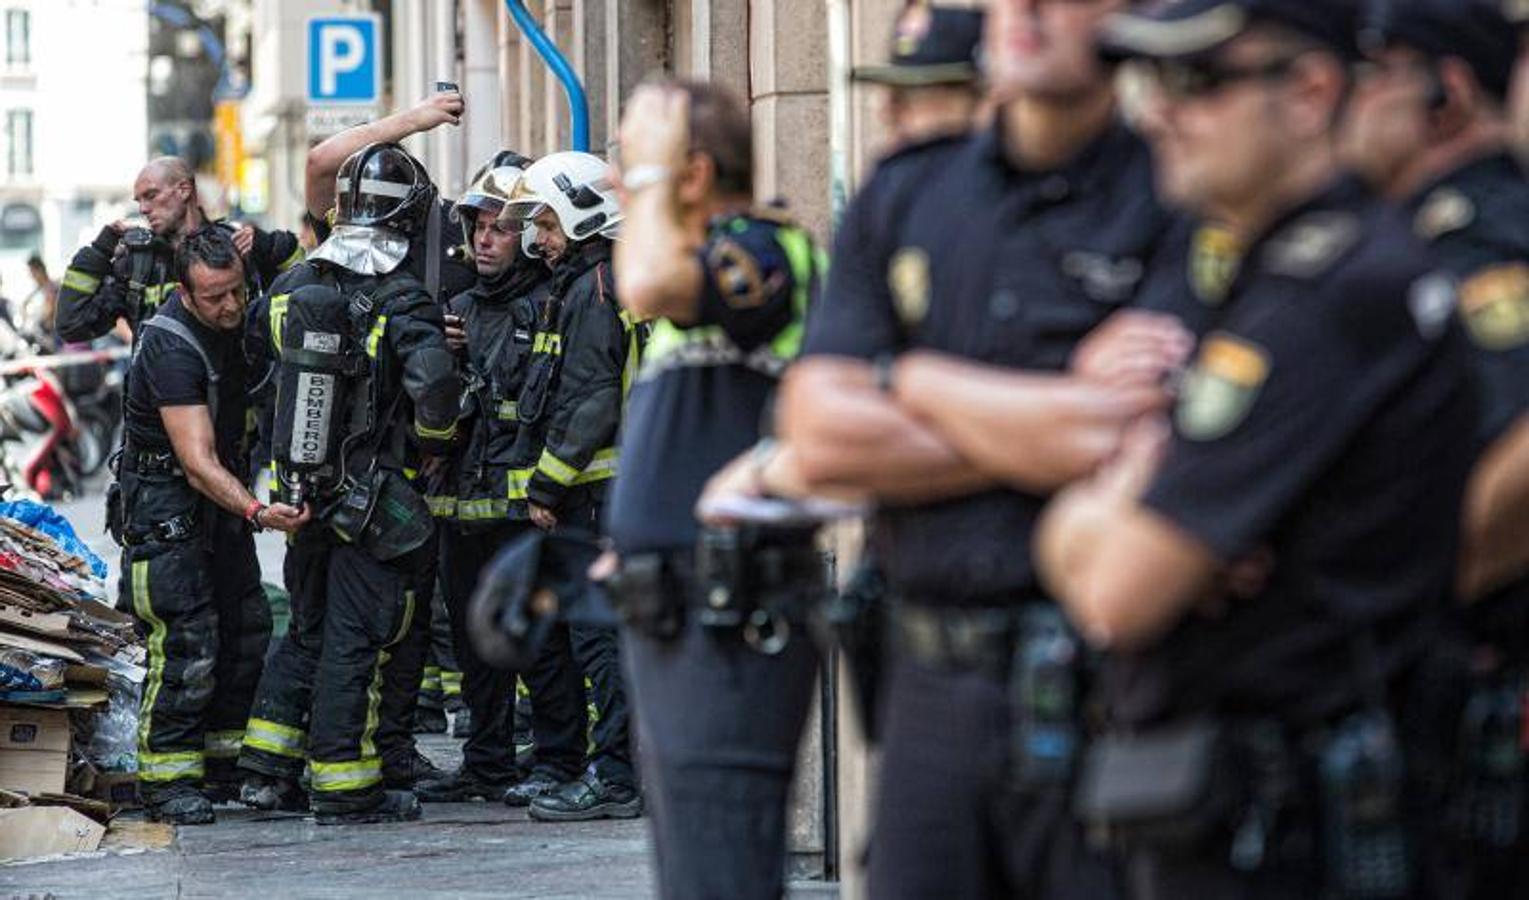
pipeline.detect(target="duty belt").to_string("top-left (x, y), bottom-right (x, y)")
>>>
top-left (126, 448), bottom-right (184, 477)
top-left (123, 513), bottom-right (198, 545)
top-left (892, 602), bottom-right (1032, 680)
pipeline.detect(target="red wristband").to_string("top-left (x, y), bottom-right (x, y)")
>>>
top-left (243, 500), bottom-right (264, 523)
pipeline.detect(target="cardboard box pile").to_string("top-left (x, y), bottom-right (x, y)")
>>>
top-left (0, 510), bottom-right (142, 861)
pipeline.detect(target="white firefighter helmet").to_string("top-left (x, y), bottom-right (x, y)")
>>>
top-left (456, 150), bottom-right (533, 251)
top-left (499, 151), bottom-right (622, 243)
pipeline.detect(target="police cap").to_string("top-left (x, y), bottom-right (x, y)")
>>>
top-left (852, 3), bottom-right (985, 86)
top-left (1360, 0), bottom-right (1518, 101)
top-left (1100, 0), bottom-right (1360, 62)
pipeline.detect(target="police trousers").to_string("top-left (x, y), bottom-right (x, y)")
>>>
top-left (238, 528), bottom-right (431, 812)
top-left (868, 654), bottom-right (1119, 900)
top-left (122, 520), bottom-right (271, 799)
top-left (441, 521), bottom-right (587, 783)
top-left (623, 613), bottom-right (820, 900)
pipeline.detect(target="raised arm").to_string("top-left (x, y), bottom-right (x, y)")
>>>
top-left (305, 91), bottom-right (464, 218)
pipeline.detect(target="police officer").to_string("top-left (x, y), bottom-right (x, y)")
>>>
top-left (1035, 3), bottom-right (1478, 897)
top-left (414, 151), bottom-right (578, 802)
top-left (236, 142), bottom-right (460, 825)
top-left (778, 0), bottom-right (1178, 895)
top-left (1345, 2), bottom-right (1529, 893)
top-left (495, 152), bottom-right (641, 819)
top-left (852, 3), bottom-right (985, 151)
top-left (120, 226), bottom-right (308, 824)
top-left (607, 79), bottom-right (826, 897)
top-left (57, 156), bottom-right (302, 344)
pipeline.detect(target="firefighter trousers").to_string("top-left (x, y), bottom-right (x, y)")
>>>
top-left (123, 521), bottom-right (271, 800)
top-left (239, 527), bottom-right (432, 812)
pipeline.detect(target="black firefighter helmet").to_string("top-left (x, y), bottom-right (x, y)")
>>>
top-left (334, 142), bottom-right (436, 235)
top-left (467, 528), bottom-right (619, 671)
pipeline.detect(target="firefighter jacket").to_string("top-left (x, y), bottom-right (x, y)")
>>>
top-left (431, 263), bottom-right (548, 524)
top-left (511, 239), bottom-right (641, 512)
top-left (58, 221), bottom-right (303, 343)
top-left (258, 259), bottom-right (460, 483)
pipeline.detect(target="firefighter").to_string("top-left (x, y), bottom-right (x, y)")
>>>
top-left (492, 152), bottom-right (642, 818)
top-left (119, 226), bottom-right (308, 824)
top-left (57, 156), bottom-right (302, 345)
top-left (236, 142), bottom-right (460, 825)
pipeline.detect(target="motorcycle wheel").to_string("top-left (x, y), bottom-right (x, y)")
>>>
top-left (74, 413), bottom-right (111, 476)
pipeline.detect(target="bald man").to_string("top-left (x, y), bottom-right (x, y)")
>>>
top-left (56, 156), bottom-right (304, 345)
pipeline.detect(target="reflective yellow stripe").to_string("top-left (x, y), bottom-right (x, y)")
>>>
top-left (243, 717), bottom-right (307, 759)
top-left (426, 495), bottom-right (457, 518)
top-left (61, 267), bottom-right (101, 294)
top-left (138, 750), bottom-right (205, 782)
top-left (507, 467), bottom-right (533, 500)
top-left (403, 466), bottom-right (419, 480)
top-left (278, 245), bottom-right (305, 271)
top-left (132, 560), bottom-right (168, 761)
top-left (204, 729), bottom-right (245, 759)
top-left (771, 225), bottom-right (817, 362)
top-left (496, 400), bottom-right (518, 421)
top-left (416, 420), bottom-right (458, 441)
top-left (144, 282), bottom-right (178, 312)
top-left (268, 293), bottom-right (290, 352)
top-left (441, 671), bottom-right (462, 695)
top-left (537, 449), bottom-right (581, 486)
top-left (457, 497), bottom-right (508, 520)
top-left (420, 666), bottom-right (442, 692)
top-left (533, 332), bottom-right (562, 355)
top-left (365, 314), bottom-right (390, 358)
top-left (574, 448), bottom-right (618, 484)
top-left (310, 757), bottom-right (383, 793)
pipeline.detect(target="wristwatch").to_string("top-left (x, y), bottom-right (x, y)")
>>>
top-left (622, 164), bottom-right (673, 193)
top-left (245, 500), bottom-right (267, 532)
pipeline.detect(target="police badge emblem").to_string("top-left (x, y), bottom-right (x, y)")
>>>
top-left (1176, 332), bottom-right (1269, 441)
top-left (889, 247), bottom-right (931, 328)
top-left (1189, 224), bottom-right (1242, 306)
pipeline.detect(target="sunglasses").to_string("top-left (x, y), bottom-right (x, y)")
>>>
top-left (1129, 54), bottom-right (1301, 101)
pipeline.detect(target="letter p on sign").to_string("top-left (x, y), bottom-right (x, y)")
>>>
top-left (308, 16), bottom-right (380, 104)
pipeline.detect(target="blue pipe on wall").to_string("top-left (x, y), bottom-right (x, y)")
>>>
top-left (503, 0), bottom-right (591, 152)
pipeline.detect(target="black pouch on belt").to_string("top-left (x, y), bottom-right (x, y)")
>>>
top-left (1073, 718), bottom-right (1245, 852)
top-left (823, 560), bottom-right (887, 740)
top-left (328, 468), bottom-right (434, 562)
top-left (606, 555), bottom-right (684, 640)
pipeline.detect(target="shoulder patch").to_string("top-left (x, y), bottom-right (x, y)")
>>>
top-left (707, 237), bottom-right (774, 310)
top-left (1414, 187), bottom-right (1475, 241)
top-left (888, 247), bottom-right (931, 329)
top-left (1189, 224), bottom-right (1243, 306)
top-left (1261, 212), bottom-right (1361, 279)
top-left (1175, 332), bottom-right (1269, 441)
top-left (1459, 263), bottom-right (1529, 350)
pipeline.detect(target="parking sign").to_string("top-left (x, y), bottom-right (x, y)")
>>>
top-left (308, 16), bottom-right (381, 104)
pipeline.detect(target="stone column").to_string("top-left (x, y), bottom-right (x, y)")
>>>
top-left (750, 0), bottom-right (830, 240)
top-left (464, 0), bottom-right (505, 172)
top-left (542, 0), bottom-right (575, 151)
top-left (604, 0), bottom-right (667, 157)
top-left (515, 2), bottom-right (549, 156)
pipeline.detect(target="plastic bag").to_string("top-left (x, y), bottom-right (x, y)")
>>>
top-left (0, 498), bottom-right (108, 579)
top-left (0, 646), bottom-right (66, 692)
top-left (83, 672), bottom-right (140, 772)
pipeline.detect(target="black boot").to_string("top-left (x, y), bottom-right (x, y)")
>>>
top-left (314, 789), bottom-right (422, 826)
top-left (239, 772), bottom-right (309, 812)
top-left (449, 707), bottom-right (472, 739)
top-left (502, 770), bottom-right (561, 807)
top-left (528, 770), bottom-right (642, 822)
top-left (415, 766), bottom-right (519, 802)
top-left (384, 748), bottom-right (445, 790)
top-left (145, 784), bottom-right (216, 825)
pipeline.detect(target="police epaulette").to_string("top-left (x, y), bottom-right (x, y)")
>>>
top-left (1260, 211), bottom-right (1361, 280)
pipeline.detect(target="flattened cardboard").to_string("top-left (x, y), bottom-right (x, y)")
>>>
top-left (0, 605), bottom-right (70, 639)
top-left (0, 749), bottom-right (67, 795)
top-left (0, 706), bottom-right (68, 752)
top-left (0, 628), bottom-right (84, 663)
top-left (0, 806), bottom-right (104, 860)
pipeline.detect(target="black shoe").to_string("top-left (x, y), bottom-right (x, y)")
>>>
top-left (146, 787), bottom-right (216, 825)
top-left (449, 707), bottom-right (472, 739)
top-left (314, 790), bottom-right (422, 826)
top-left (384, 749), bottom-right (445, 790)
top-left (239, 773), bottom-right (309, 812)
top-left (414, 706), bottom-right (448, 734)
top-left (415, 766), bottom-right (517, 802)
top-left (502, 770), bottom-right (561, 808)
top-left (528, 772), bottom-right (642, 822)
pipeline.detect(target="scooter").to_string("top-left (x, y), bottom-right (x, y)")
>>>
top-left (0, 363), bottom-right (82, 500)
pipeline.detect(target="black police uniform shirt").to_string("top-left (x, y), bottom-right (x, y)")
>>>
top-left (1127, 177), bottom-right (1478, 727)
top-left (606, 212), bottom-right (816, 555)
top-left (125, 291), bottom-right (251, 470)
top-left (800, 121), bottom-right (1174, 605)
top-left (1406, 152), bottom-right (1529, 652)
